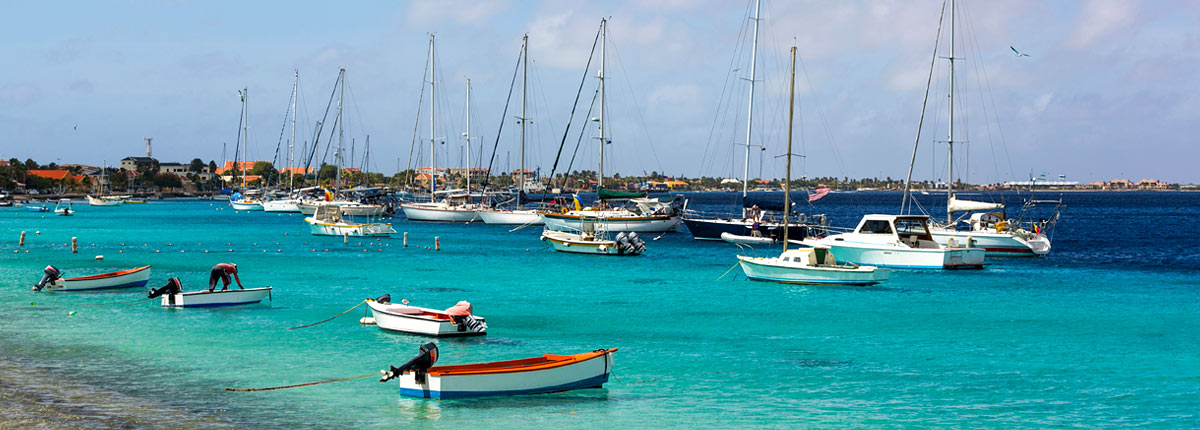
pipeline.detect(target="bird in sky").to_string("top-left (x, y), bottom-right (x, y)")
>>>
top-left (73, 123), bottom-right (77, 130)
top-left (1011, 46), bottom-right (1031, 57)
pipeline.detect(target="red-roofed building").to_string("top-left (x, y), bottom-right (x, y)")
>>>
top-left (27, 170), bottom-right (76, 181)
top-left (279, 167), bottom-right (313, 176)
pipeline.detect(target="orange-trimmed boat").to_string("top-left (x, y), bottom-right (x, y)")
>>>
top-left (37, 265), bottom-right (151, 291)
top-left (382, 344), bottom-right (617, 399)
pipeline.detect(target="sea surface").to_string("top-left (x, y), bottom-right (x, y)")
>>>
top-left (0, 191), bottom-right (1196, 429)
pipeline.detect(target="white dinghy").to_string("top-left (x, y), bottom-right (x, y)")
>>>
top-left (149, 278), bottom-right (271, 308)
top-left (364, 295), bottom-right (486, 337)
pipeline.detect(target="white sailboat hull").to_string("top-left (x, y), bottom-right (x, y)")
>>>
top-left (230, 200), bottom-right (264, 211)
top-left (87, 196), bottom-right (123, 206)
top-left (367, 301), bottom-right (486, 337)
top-left (161, 287), bottom-right (272, 308)
top-left (339, 204), bottom-right (385, 217)
top-left (400, 203), bottom-right (480, 222)
top-left (261, 200), bottom-right (301, 213)
top-left (477, 209), bottom-right (543, 225)
top-left (737, 256), bottom-right (887, 285)
top-left (929, 229), bottom-right (1050, 256)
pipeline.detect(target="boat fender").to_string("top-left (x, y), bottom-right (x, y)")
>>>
top-left (376, 294), bottom-right (391, 304)
top-left (380, 342), bottom-right (439, 384)
top-left (148, 278), bottom-right (182, 298)
top-left (33, 265), bottom-right (62, 291)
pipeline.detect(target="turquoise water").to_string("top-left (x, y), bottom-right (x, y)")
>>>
top-left (1, 192), bottom-right (1197, 428)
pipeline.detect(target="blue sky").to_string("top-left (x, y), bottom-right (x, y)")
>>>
top-left (2, 0), bottom-right (1197, 183)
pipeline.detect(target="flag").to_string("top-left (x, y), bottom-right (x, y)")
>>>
top-left (808, 186), bottom-right (830, 202)
top-left (1033, 224), bottom-right (1042, 235)
top-left (324, 189), bottom-right (334, 202)
top-left (572, 194), bottom-right (582, 211)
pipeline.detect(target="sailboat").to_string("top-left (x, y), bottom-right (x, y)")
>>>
top-left (918, 1), bottom-right (1058, 256)
top-left (737, 46), bottom-right (888, 285)
top-left (264, 71), bottom-right (303, 213)
top-left (401, 35), bottom-right (484, 222)
top-left (479, 34), bottom-right (544, 226)
top-left (230, 87), bottom-right (264, 211)
top-left (304, 69), bottom-right (395, 237)
top-left (87, 161), bottom-right (124, 206)
top-left (536, 19), bottom-right (682, 233)
top-left (683, 0), bottom-right (817, 241)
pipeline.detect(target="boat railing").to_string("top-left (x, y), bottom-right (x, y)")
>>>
top-left (734, 243), bottom-right (759, 258)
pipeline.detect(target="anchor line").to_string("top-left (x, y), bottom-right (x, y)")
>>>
top-left (224, 372), bottom-right (378, 392)
top-left (287, 299), bottom-right (368, 330)
top-left (715, 261), bottom-right (741, 281)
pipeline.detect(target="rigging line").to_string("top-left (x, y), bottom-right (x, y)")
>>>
top-left (901, 0), bottom-right (947, 215)
top-left (272, 81), bottom-right (296, 186)
top-left (231, 91), bottom-right (244, 178)
top-left (484, 44), bottom-right (521, 182)
top-left (607, 36), bottom-right (665, 176)
top-left (699, 0), bottom-right (754, 177)
top-left (797, 54), bottom-right (849, 182)
top-left (407, 48), bottom-right (430, 176)
top-left (564, 87), bottom-right (600, 180)
top-left (961, 2), bottom-right (1014, 186)
top-left (549, 24), bottom-right (602, 187)
top-left (303, 72), bottom-right (341, 174)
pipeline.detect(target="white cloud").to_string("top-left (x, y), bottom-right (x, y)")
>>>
top-left (1, 84), bottom-right (40, 106)
top-left (406, 0), bottom-right (511, 26)
top-left (1063, 0), bottom-right (1138, 50)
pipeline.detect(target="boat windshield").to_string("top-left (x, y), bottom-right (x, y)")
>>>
top-left (860, 220), bottom-right (893, 234)
top-left (895, 218), bottom-right (930, 236)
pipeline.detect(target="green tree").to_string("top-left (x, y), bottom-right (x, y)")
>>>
top-left (189, 158), bottom-right (206, 173)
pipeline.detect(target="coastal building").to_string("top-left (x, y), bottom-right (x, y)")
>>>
top-left (448, 167), bottom-right (489, 183)
top-left (215, 161), bottom-right (267, 183)
top-left (120, 156), bottom-right (158, 171)
top-left (1002, 173), bottom-right (1080, 189)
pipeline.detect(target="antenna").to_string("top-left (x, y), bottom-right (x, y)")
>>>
top-left (145, 137), bottom-right (153, 157)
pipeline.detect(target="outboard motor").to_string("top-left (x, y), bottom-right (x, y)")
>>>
top-left (380, 342), bottom-right (439, 384)
top-left (628, 232), bottom-right (646, 253)
top-left (33, 265), bottom-right (62, 291)
top-left (452, 314), bottom-right (487, 333)
top-left (375, 294), bottom-right (392, 304)
top-left (148, 278), bottom-right (182, 298)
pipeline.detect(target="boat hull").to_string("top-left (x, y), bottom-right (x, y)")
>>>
top-left (306, 218), bottom-right (395, 237)
top-left (684, 217), bottom-right (797, 240)
top-left (477, 209), bottom-right (543, 225)
top-left (398, 349), bottom-right (615, 399)
top-left (27, 206), bottom-right (48, 212)
top-left (737, 256), bottom-right (887, 285)
top-left (340, 204), bottom-right (385, 217)
top-left (87, 196), bottom-right (123, 206)
top-left (46, 266), bottom-right (152, 291)
top-left (230, 200), bottom-right (264, 211)
top-left (161, 287), bottom-right (272, 308)
top-left (929, 229), bottom-right (1049, 257)
top-left (817, 240), bottom-right (985, 270)
top-left (400, 203), bottom-right (480, 222)
top-left (367, 301), bottom-right (486, 337)
top-left (261, 200), bottom-right (301, 212)
top-left (541, 231), bottom-right (642, 256)
top-left (541, 213), bottom-right (680, 233)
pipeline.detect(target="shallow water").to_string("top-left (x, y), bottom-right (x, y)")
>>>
top-left (0, 191), bottom-right (1197, 428)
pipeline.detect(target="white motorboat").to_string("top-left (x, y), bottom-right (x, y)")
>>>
top-left (401, 198), bottom-right (481, 222)
top-left (306, 204), bottom-right (395, 237)
top-left (87, 195), bottom-right (124, 207)
top-left (230, 199), bottom-right (264, 211)
top-left (149, 278), bottom-right (271, 308)
top-left (541, 225), bottom-right (645, 256)
top-left (54, 199), bottom-right (73, 216)
top-left (262, 198), bottom-right (301, 213)
top-left (737, 247), bottom-right (888, 286)
top-left (477, 208), bottom-right (543, 225)
top-left (34, 265), bottom-right (151, 291)
top-left (381, 343), bottom-right (616, 399)
top-left (805, 214), bottom-right (985, 270)
top-left (365, 297), bottom-right (486, 337)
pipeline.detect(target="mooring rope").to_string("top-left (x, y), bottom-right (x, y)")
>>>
top-left (224, 372), bottom-right (378, 392)
top-left (79, 297), bottom-right (158, 307)
top-left (715, 261), bottom-right (741, 281)
top-left (286, 299), bottom-right (368, 330)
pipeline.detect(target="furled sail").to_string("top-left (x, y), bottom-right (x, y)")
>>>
top-left (947, 195), bottom-right (1004, 213)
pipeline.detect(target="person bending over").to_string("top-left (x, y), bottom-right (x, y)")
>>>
top-left (208, 263), bottom-right (243, 292)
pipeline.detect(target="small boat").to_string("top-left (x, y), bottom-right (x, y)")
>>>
top-left (87, 195), bottom-right (124, 206)
top-left (123, 199), bottom-right (148, 204)
top-left (262, 198), bottom-right (301, 213)
top-left (230, 199), bottom-right (264, 211)
top-left (541, 224), bottom-right (645, 256)
top-left (476, 208), bottom-right (543, 225)
top-left (737, 246), bottom-right (888, 286)
top-left (149, 278), bottom-right (271, 308)
top-left (804, 214), bottom-right (986, 270)
top-left (34, 265), bottom-right (151, 291)
top-left (400, 197), bottom-right (482, 222)
top-left (365, 295), bottom-right (486, 337)
top-left (305, 204), bottom-right (395, 237)
top-left (54, 199), bottom-right (73, 216)
top-left (26, 202), bottom-right (49, 212)
top-left (381, 343), bottom-right (617, 399)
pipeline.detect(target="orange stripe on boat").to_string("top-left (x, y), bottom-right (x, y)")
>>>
top-left (65, 265), bottom-right (150, 281)
top-left (429, 348), bottom-right (617, 377)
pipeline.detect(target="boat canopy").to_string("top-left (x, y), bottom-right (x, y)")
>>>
top-left (742, 192), bottom-right (806, 211)
top-left (598, 188), bottom-right (647, 200)
top-left (947, 195), bottom-right (1004, 213)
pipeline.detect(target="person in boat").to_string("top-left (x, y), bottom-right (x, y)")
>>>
top-left (208, 263), bottom-right (243, 292)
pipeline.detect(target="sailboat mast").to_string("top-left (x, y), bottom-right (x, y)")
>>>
top-left (241, 88), bottom-right (249, 189)
top-left (598, 19), bottom-right (607, 191)
top-left (429, 35), bottom-right (437, 196)
top-left (336, 68), bottom-right (345, 189)
top-left (290, 71), bottom-right (297, 191)
top-left (783, 46), bottom-right (796, 251)
top-left (520, 34), bottom-right (528, 197)
top-left (946, 0), bottom-right (956, 224)
top-left (742, 0), bottom-right (761, 198)
top-left (465, 78), bottom-right (472, 196)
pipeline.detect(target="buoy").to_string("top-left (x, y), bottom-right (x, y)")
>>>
top-left (118, 250), bottom-right (123, 253)
top-left (120, 243), bottom-right (125, 246)
top-left (72, 237), bottom-right (78, 254)
top-left (95, 255), bottom-right (103, 260)
top-left (67, 311), bottom-right (76, 316)
top-left (285, 232), bottom-right (288, 235)
top-left (155, 250), bottom-right (161, 253)
top-left (323, 249), bottom-right (329, 252)
top-left (228, 249), bottom-right (234, 252)
top-left (276, 249), bottom-right (281, 252)
top-left (35, 231), bottom-right (40, 235)
top-left (167, 243), bottom-right (173, 246)
top-left (359, 316), bottom-right (376, 325)
top-left (262, 249), bottom-right (267, 253)
top-left (525, 249), bottom-right (530, 252)
top-left (343, 234), bottom-right (348, 244)
top-left (12, 250), bottom-right (18, 253)
top-left (205, 250), bottom-right (210, 253)
top-left (403, 232), bottom-right (408, 247)
top-left (180, 250), bottom-right (185, 253)
top-left (435, 236), bottom-right (440, 251)
top-left (19, 231), bottom-right (26, 246)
